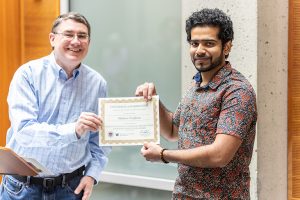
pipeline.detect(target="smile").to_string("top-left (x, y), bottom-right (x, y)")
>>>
top-left (68, 48), bottom-right (82, 52)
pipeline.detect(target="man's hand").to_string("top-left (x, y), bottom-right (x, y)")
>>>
top-left (135, 82), bottom-right (157, 101)
top-left (74, 176), bottom-right (95, 200)
top-left (140, 142), bottom-right (163, 162)
top-left (75, 112), bottom-right (102, 138)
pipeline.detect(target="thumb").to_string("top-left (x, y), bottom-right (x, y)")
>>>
top-left (143, 142), bottom-right (150, 149)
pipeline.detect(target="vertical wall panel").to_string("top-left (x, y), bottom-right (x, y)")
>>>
top-left (20, 0), bottom-right (60, 62)
top-left (0, 0), bottom-right (59, 147)
top-left (289, 0), bottom-right (300, 199)
top-left (0, 0), bottom-right (21, 147)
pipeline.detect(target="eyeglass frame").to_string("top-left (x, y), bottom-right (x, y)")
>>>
top-left (53, 32), bottom-right (90, 42)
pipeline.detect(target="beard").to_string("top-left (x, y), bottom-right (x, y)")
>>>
top-left (193, 52), bottom-right (224, 73)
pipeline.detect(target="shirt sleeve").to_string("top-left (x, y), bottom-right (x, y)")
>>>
top-left (84, 131), bottom-right (112, 183)
top-left (7, 67), bottom-right (78, 148)
top-left (84, 79), bottom-right (112, 183)
top-left (172, 101), bottom-right (182, 127)
top-left (216, 86), bottom-right (257, 140)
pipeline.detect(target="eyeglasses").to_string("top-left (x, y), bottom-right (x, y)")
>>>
top-left (53, 32), bottom-right (89, 42)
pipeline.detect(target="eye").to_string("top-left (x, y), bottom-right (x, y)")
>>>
top-left (190, 41), bottom-right (199, 48)
top-left (77, 34), bottom-right (88, 40)
top-left (63, 33), bottom-right (74, 38)
top-left (205, 41), bottom-right (215, 47)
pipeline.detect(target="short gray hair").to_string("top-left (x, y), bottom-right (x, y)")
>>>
top-left (51, 12), bottom-right (91, 37)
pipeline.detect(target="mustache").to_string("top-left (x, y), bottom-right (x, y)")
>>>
top-left (194, 55), bottom-right (210, 59)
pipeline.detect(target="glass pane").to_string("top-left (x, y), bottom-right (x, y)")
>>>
top-left (71, 0), bottom-right (181, 180)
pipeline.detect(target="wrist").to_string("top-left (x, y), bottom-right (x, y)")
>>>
top-left (160, 148), bottom-right (169, 164)
top-left (75, 129), bottom-right (81, 139)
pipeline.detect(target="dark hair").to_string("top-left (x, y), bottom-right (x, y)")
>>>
top-left (51, 12), bottom-right (91, 37)
top-left (185, 8), bottom-right (234, 45)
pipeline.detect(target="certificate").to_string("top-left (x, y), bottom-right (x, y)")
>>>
top-left (98, 96), bottom-right (160, 146)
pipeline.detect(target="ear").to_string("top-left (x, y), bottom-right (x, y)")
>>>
top-left (49, 33), bottom-right (56, 48)
top-left (223, 41), bottom-right (232, 56)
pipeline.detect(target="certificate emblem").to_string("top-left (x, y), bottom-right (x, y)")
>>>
top-left (98, 96), bottom-right (160, 146)
top-left (108, 132), bottom-right (113, 137)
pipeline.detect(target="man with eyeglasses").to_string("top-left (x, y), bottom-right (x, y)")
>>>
top-left (0, 12), bottom-right (111, 200)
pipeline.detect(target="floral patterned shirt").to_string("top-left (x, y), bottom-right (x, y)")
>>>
top-left (172, 62), bottom-right (257, 200)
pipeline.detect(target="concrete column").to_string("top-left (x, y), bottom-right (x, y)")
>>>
top-left (257, 0), bottom-right (288, 199)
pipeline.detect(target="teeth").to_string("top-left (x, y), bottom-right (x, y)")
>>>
top-left (69, 49), bottom-right (81, 52)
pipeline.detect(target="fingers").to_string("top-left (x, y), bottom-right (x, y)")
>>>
top-left (140, 146), bottom-right (146, 156)
top-left (135, 82), bottom-right (156, 101)
top-left (140, 142), bottom-right (150, 155)
top-left (82, 187), bottom-right (92, 200)
top-left (135, 86), bottom-right (142, 96)
top-left (147, 83), bottom-right (156, 98)
top-left (75, 112), bottom-right (102, 136)
top-left (143, 142), bottom-right (150, 149)
top-left (74, 181), bottom-right (84, 195)
top-left (140, 142), bottom-right (162, 162)
top-left (74, 176), bottom-right (94, 200)
top-left (81, 113), bottom-right (101, 129)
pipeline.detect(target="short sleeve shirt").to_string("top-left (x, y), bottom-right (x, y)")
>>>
top-left (172, 62), bottom-right (257, 200)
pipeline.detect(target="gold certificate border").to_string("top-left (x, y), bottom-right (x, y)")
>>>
top-left (99, 96), bottom-right (159, 145)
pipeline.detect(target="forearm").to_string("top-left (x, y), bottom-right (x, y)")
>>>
top-left (10, 120), bottom-right (78, 147)
top-left (162, 145), bottom-right (226, 168)
top-left (159, 101), bottom-right (178, 141)
top-left (162, 134), bottom-right (241, 168)
top-left (7, 72), bottom-right (78, 146)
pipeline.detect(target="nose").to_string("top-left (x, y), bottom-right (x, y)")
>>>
top-left (195, 45), bottom-right (206, 56)
top-left (71, 35), bottom-right (81, 43)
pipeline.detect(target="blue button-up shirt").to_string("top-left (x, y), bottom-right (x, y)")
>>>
top-left (6, 53), bottom-right (111, 182)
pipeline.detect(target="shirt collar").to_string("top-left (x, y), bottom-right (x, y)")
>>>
top-left (50, 52), bottom-right (81, 80)
top-left (193, 61), bottom-right (232, 90)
